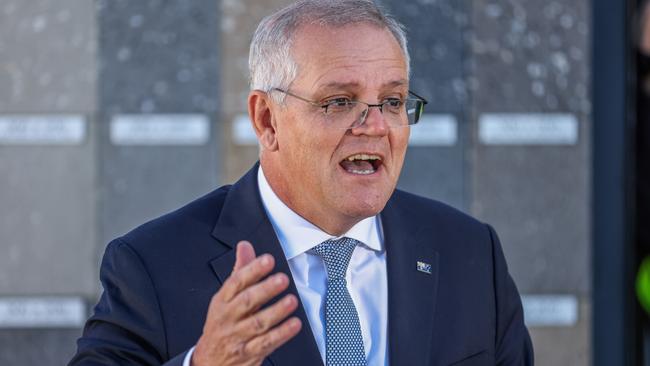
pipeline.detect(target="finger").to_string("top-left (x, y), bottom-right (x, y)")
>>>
top-left (230, 272), bottom-right (291, 318)
top-left (235, 294), bottom-right (298, 338)
top-left (233, 241), bottom-right (257, 272)
top-left (244, 317), bottom-right (302, 358)
top-left (220, 253), bottom-right (275, 302)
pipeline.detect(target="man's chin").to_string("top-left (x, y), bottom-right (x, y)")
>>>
top-left (339, 195), bottom-right (390, 220)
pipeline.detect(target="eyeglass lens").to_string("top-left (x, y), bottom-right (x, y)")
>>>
top-left (324, 99), bottom-right (423, 129)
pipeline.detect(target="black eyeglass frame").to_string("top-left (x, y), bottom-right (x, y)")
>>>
top-left (270, 87), bottom-right (429, 126)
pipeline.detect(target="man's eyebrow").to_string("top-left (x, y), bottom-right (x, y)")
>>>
top-left (384, 79), bottom-right (408, 88)
top-left (318, 79), bottom-right (408, 91)
top-left (319, 81), bottom-right (361, 91)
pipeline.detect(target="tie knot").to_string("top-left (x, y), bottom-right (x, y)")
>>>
top-left (312, 237), bottom-right (359, 279)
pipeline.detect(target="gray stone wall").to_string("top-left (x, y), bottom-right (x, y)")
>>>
top-left (469, 1), bottom-right (591, 365)
top-left (0, 0), bottom-right (222, 363)
top-left (0, 0), bottom-right (591, 364)
top-left (390, 0), bottom-right (470, 210)
top-left (0, 0), bottom-right (97, 363)
top-left (96, 0), bottom-right (221, 247)
top-left (382, 0), bottom-right (592, 364)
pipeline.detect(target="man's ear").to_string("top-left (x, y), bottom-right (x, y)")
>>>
top-left (248, 90), bottom-right (279, 151)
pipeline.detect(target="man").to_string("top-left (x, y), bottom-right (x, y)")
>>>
top-left (70, 1), bottom-right (533, 365)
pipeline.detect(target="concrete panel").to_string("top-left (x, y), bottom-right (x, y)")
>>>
top-left (220, 0), bottom-right (296, 183)
top-left (469, 0), bottom-right (590, 114)
top-left (528, 296), bottom-right (591, 366)
top-left (0, 0), bottom-right (96, 112)
top-left (97, 0), bottom-right (221, 245)
top-left (470, 0), bottom-right (591, 295)
top-left (97, 0), bottom-right (220, 114)
top-left (0, 130), bottom-right (97, 295)
top-left (0, 0), bottom-right (98, 296)
top-left (0, 328), bottom-right (81, 365)
top-left (0, 1), bottom-right (98, 364)
top-left (99, 128), bottom-right (220, 244)
top-left (383, 0), bottom-right (469, 209)
top-left (399, 142), bottom-right (466, 210)
top-left (472, 142), bottom-right (590, 294)
top-left (382, 0), bottom-right (470, 112)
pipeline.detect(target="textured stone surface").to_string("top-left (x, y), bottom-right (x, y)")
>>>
top-left (0, 134), bottom-right (96, 294)
top-left (383, 0), bottom-right (470, 209)
top-left (0, 0), bottom-right (96, 112)
top-left (469, 0), bottom-right (591, 296)
top-left (399, 142), bottom-right (466, 210)
top-left (0, 328), bottom-right (82, 365)
top-left (469, 0), bottom-right (590, 114)
top-left (97, 0), bottom-right (221, 246)
top-left (99, 134), bottom-right (220, 245)
top-left (382, 0), bottom-right (470, 111)
top-left (220, 0), bottom-right (295, 183)
top-left (472, 144), bottom-right (590, 295)
top-left (0, 2), bottom-right (97, 364)
top-left (0, 136), bottom-right (98, 295)
top-left (528, 297), bottom-right (591, 365)
top-left (469, 1), bottom-right (591, 363)
top-left (97, 0), bottom-right (220, 114)
top-left (0, 0), bottom-right (97, 296)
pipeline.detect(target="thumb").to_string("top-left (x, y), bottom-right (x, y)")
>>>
top-left (233, 240), bottom-right (256, 271)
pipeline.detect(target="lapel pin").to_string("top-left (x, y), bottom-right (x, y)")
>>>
top-left (416, 261), bottom-right (432, 274)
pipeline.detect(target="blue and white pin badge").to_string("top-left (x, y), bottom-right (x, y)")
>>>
top-left (416, 261), bottom-right (432, 274)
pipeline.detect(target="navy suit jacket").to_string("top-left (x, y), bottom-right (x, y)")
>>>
top-left (70, 164), bottom-right (533, 365)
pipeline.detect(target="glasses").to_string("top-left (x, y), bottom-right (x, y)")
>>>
top-left (271, 88), bottom-right (428, 129)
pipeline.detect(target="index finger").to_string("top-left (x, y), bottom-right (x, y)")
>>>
top-left (233, 241), bottom-right (256, 271)
top-left (219, 251), bottom-right (275, 303)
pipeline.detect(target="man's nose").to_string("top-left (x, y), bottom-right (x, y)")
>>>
top-left (351, 105), bottom-right (389, 135)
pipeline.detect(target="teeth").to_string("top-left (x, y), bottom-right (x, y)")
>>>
top-left (349, 169), bottom-right (374, 175)
top-left (346, 154), bottom-right (381, 161)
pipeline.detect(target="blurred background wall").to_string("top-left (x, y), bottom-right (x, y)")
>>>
top-left (0, 0), bottom-right (595, 364)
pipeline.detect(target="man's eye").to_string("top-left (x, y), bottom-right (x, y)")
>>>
top-left (384, 99), bottom-right (403, 109)
top-left (324, 98), bottom-right (352, 107)
top-left (322, 98), bottom-right (353, 113)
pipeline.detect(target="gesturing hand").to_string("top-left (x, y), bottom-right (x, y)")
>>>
top-left (191, 241), bottom-right (302, 366)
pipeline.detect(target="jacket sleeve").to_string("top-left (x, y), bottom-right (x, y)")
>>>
top-left (69, 238), bottom-right (188, 366)
top-left (487, 224), bottom-right (535, 365)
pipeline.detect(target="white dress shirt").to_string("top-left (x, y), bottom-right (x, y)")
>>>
top-left (184, 167), bottom-right (389, 365)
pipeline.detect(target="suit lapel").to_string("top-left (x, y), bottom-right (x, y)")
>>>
top-left (208, 165), bottom-right (440, 366)
top-left (382, 195), bottom-right (439, 366)
top-left (209, 164), bottom-right (323, 366)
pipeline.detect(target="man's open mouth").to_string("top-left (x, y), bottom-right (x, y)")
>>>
top-left (339, 154), bottom-right (382, 175)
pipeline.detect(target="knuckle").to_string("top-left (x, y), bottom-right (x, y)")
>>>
top-left (260, 336), bottom-right (275, 352)
top-left (228, 342), bottom-right (247, 359)
top-left (241, 290), bottom-right (253, 309)
top-left (228, 274), bottom-right (244, 291)
top-left (252, 314), bottom-right (266, 332)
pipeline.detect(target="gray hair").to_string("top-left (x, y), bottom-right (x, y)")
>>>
top-left (249, 0), bottom-right (410, 102)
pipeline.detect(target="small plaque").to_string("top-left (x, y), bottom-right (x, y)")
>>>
top-left (0, 115), bottom-right (85, 145)
top-left (479, 113), bottom-right (578, 145)
top-left (0, 297), bottom-right (85, 328)
top-left (521, 294), bottom-right (578, 327)
top-left (409, 114), bottom-right (457, 146)
top-left (110, 114), bottom-right (210, 145)
top-left (232, 114), bottom-right (258, 145)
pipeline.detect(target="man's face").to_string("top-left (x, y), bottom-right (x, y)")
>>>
top-left (261, 23), bottom-right (410, 234)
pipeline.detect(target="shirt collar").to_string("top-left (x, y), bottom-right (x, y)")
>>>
top-left (257, 166), bottom-right (383, 260)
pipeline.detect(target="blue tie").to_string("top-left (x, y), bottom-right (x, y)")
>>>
top-left (312, 237), bottom-right (367, 366)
